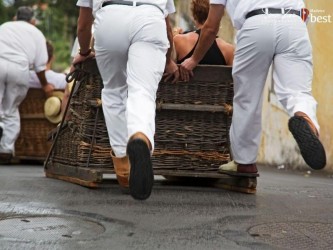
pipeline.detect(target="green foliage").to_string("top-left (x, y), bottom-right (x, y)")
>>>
top-left (0, 0), bottom-right (79, 72)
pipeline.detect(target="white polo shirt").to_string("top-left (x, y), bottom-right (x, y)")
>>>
top-left (210, 0), bottom-right (305, 30)
top-left (77, 0), bottom-right (176, 17)
top-left (0, 21), bottom-right (47, 72)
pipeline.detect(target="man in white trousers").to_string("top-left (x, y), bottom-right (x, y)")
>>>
top-left (0, 6), bottom-right (54, 162)
top-left (73, 0), bottom-right (179, 200)
top-left (180, 0), bottom-right (326, 176)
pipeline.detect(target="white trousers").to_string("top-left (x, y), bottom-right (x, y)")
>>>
top-left (0, 59), bottom-right (29, 154)
top-left (94, 5), bottom-right (169, 157)
top-left (231, 14), bottom-right (318, 164)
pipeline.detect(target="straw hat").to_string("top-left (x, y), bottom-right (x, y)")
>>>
top-left (44, 91), bottom-right (64, 124)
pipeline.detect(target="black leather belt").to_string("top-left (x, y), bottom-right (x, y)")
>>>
top-left (102, 0), bottom-right (163, 14)
top-left (246, 8), bottom-right (301, 19)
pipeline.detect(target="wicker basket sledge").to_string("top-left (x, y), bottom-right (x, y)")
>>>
top-left (15, 88), bottom-right (62, 160)
top-left (44, 59), bottom-right (257, 193)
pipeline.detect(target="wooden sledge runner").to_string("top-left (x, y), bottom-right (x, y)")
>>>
top-left (44, 59), bottom-right (257, 194)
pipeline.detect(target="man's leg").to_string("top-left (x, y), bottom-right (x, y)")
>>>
top-left (0, 60), bottom-right (5, 148)
top-left (126, 41), bottom-right (167, 199)
top-left (94, 7), bottom-right (130, 158)
top-left (228, 16), bottom-right (275, 166)
top-left (273, 15), bottom-right (326, 169)
top-left (94, 7), bottom-right (132, 190)
top-left (0, 59), bottom-right (5, 142)
top-left (0, 62), bottom-right (29, 155)
top-left (126, 12), bottom-right (169, 199)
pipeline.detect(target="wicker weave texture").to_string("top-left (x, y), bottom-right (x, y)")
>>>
top-left (15, 89), bottom-right (58, 159)
top-left (48, 59), bottom-right (233, 174)
top-left (50, 71), bottom-right (112, 168)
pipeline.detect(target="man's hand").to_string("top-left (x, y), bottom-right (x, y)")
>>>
top-left (72, 52), bottom-right (95, 68)
top-left (43, 83), bottom-right (55, 97)
top-left (163, 60), bottom-right (180, 83)
top-left (179, 57), bottom-right (198, 82)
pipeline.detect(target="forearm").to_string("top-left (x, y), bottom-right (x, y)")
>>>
top-left (36, 70), bottom-right (48, 87)
top-left (192, 5), bottom-right (225, 63)
top-left (192, 28), bottom-right (217, 63)
top-left (77, 7), bottom-right (93, 53)
top-left (165, 16), bottom-right (174, 64)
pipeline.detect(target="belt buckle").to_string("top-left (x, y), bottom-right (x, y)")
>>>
top-left (284, 8), bottom-right (291, 15)
top-left (262, 8), bottom-right (269, 15)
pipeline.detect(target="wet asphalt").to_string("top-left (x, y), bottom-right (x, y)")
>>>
top-left (0, 164), bottom-right (332, 250)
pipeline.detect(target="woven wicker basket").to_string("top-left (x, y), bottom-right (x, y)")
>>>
top-left (47, 59), bottom-right (233, 175)
top-left (15, 88), bottom-right (60, 160)
top-left (48, 61), bottom-right (113, 168)
top-left (153, 66), bottom-right (233, 173)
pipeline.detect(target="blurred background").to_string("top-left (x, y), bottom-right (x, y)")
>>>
top-left (0, 0), bottom-right (78, 71)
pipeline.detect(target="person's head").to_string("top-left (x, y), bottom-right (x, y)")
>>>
top-left (16, 6), bottom-right (35, 24)
top-left (191, 0), bottom-right (210, 26)
top-left (46, 40), bottom-right (54, 64)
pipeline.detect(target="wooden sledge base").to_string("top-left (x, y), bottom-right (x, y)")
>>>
top-left (45, 163), bottom-right (257, 194)
top-left (161, 172), bottom-right (257, 194)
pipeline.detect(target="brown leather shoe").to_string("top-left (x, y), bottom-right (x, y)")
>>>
top-left (237, 164), bottom-right (258, 174)
top-left (218, 160), bottom-right (259, 177)
top-left (111, 151), bottom-right (130, 190)
top-left (294, 112), bottom-right (319, 136)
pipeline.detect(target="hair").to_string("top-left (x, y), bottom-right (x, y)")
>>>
top-left (16, 6), bottom-right (34, 22)
top-left (191, 0), bottom-right (210, 25)
top-left (46, 40), bottom-right (54, 64)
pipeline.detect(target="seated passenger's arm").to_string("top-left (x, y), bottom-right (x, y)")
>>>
top-left (36, 70), bottom-right (54, 97)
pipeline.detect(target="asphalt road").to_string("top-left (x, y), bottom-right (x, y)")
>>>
top-left (0, 164), bottom-right (332, 250)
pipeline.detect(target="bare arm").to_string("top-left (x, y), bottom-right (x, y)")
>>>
top-left (36, 70), bottom-right (54, 97)
top-left (164, 16), bottom-right (180, 83)
top-left (180, 4), bottom-right (225, 80)
top-left (72, 7), bottom-right (94, 66)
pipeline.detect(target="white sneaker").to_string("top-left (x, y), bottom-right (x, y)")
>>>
top-left (218, 160), bottom-right (237, 172)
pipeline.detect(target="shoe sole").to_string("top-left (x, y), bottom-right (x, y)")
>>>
top-left (127, 139), bottom-right (154, 200)
top-left (288, 116), bottom-right (326, 170)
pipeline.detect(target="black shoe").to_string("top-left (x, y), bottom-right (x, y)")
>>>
top-left (288, 116), bottom-right (326, 170)
top-left (0, 153), bottom-right (12, 165)
top-left (0, 126), bottom-right (2, 142)
top-left (127, 138), bottom-right (154, 200)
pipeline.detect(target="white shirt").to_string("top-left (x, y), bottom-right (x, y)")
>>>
top-left (29, 70), bottom-right (67, 89)
top-left (76, 0), bottom-right (176, 17)
top-left (0, 21), bottom-right (47, 72)
top-left (210, 0), bottom-right (305, 30)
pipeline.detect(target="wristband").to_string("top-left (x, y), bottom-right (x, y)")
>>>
top-left (79, 48), bottom-right (92, 57)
